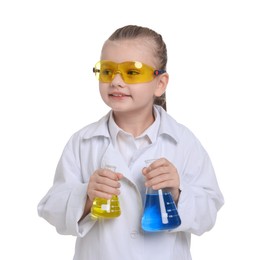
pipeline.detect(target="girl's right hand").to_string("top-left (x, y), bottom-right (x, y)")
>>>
top-left (87, 168), bottom-right (123, 201)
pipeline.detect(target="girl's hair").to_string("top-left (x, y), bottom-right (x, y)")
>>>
top-left (107, 25), bottom-right (168, 111)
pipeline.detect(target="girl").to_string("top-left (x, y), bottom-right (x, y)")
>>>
top-left (38, 25), bottom-right (224, 260)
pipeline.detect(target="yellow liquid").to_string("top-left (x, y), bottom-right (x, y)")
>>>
top-left (91, 195), bottom-right (121, 219)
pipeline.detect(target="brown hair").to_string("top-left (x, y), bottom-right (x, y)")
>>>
top-left (107, 25), bottom-right (168, 111)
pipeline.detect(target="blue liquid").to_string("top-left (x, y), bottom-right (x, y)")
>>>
top-left (141, 192), bottom-right (181, 232)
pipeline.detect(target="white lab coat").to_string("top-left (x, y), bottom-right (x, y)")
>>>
top-left (38, 105), bottom-right (224, 260)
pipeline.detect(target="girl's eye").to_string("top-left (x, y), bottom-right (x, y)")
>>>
top-left (127, 70), bottom-right (140, 76)
top-left (102, 69), bottom-right (113, 75)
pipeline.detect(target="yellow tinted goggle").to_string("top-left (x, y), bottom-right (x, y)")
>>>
top-left (93, 60), bottom-right (166, 84)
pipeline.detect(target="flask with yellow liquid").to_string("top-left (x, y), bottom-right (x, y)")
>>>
top-left (91, 165), bottom-right (121, 219)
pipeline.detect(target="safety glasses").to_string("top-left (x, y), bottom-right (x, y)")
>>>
top-left (93, 60), bottom-right (166, 84)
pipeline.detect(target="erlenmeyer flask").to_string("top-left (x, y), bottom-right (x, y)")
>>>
top-left (141, 160), bottom-right (181, 232)
top-left (91, 165), bottom-right (121, 219)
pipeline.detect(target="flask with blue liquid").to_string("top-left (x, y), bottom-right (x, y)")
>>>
top-left (141, 160), bottom-right (181, 232)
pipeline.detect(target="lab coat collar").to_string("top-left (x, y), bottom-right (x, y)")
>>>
top-left (156, 105), bottom-right (180, 144)
top-left (82, 105), bottom-right (179, 144)
top-left (82, 112), bottom-right (111, 140)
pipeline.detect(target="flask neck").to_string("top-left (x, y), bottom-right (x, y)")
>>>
top-left (146, 186), bottom-right (155, 194)
top-left (146, 187), bottom-right (171, 194)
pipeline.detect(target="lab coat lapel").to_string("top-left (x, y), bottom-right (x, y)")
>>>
top-left (100, 142), bottom-right (130, 179)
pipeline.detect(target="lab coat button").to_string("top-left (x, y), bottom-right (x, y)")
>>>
top-left (130, 230), bottom-right (138, 239)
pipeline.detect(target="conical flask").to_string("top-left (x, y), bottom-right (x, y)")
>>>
top-left (91, 165), bottom-right (121, 219)
top-left (141, 160), bottom-right (181, 232)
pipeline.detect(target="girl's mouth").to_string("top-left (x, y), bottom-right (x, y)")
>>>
top-left (109, 93), bottom-right (131, 97)
top-left (111, 94), bottom-right (125, 97)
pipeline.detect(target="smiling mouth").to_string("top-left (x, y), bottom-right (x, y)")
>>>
top-left (109, 93), bottom-right (130, 97)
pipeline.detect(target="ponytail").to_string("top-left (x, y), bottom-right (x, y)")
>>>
top-left (154, 92), bottom-right (167, 111)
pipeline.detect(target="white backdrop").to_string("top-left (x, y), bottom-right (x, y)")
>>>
top-left (0, 0), bottom-right (264, 259)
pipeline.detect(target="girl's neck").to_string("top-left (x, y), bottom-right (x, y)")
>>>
top-left (112, 108), bottom-right (155, 137)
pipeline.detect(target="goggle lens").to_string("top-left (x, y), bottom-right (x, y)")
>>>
top-left (93, 61), bottom-right (166, 84)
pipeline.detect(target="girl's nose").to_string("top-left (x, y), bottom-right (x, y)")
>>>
top-left (111, 73), bottom-right (125, 87)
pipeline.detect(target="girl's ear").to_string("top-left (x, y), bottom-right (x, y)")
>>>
top-left (154, 73), bottom-right (169, 97)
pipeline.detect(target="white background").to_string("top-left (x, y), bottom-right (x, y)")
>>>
top-left (0, 0), bottom-right (264, 259)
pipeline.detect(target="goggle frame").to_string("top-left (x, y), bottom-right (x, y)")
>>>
top-left (93, 60), bottom-right (166, 84)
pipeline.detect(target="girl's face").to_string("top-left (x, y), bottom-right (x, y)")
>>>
top-left (98, 39), bottom-right (168, 116)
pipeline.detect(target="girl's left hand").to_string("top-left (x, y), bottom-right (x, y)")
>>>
top-left (142, 158), bottom-right (181, 202)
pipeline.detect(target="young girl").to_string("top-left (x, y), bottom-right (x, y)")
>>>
top-left (38, 25), bottom-right (224, 260)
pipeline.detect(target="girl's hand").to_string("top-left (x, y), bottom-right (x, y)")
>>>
top-left (80, 169), bottom-right (123, 221)
top-left (87, 168), bottom-right (123, 202)
top-left (142, 158), bottom-right (181, 202)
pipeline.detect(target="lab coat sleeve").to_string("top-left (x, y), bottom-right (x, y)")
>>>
top-left (176, 138), bottom-right (224, 236)
top-left (37, 138), bottom-right (96, 237)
